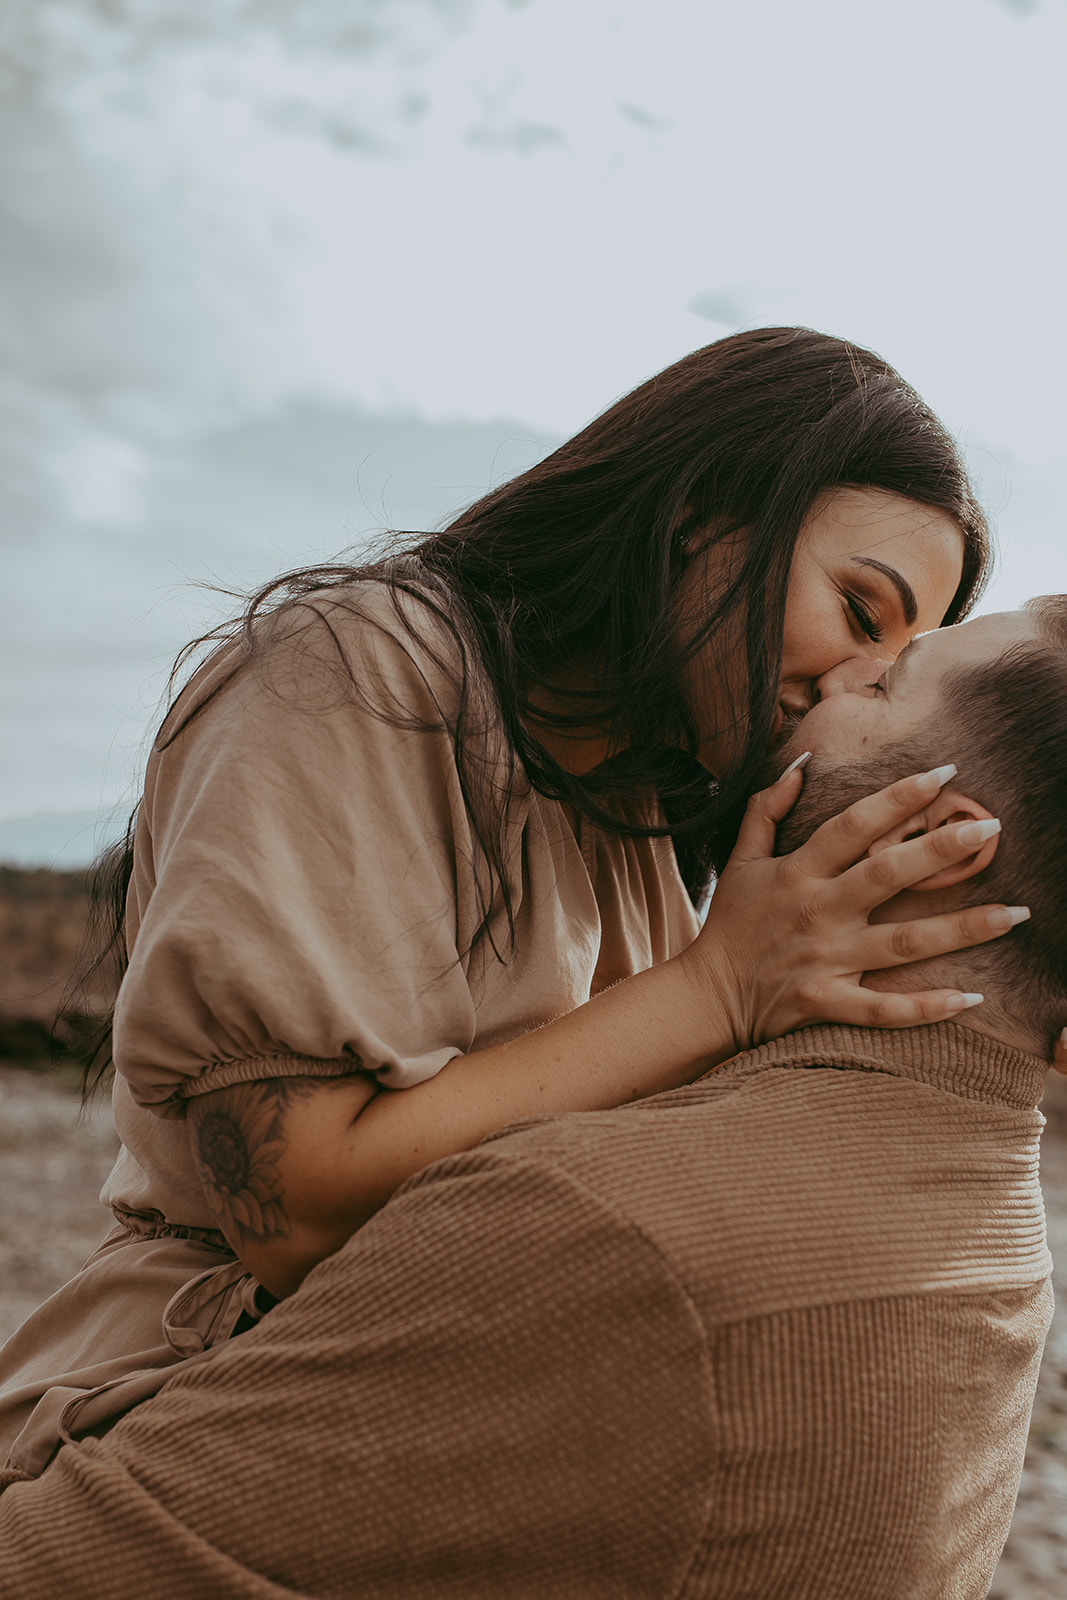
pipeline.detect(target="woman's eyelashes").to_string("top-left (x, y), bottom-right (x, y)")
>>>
top-left (845, 594), bottom-right (884, 643)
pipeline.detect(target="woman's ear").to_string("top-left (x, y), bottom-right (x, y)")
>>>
top-left (866, 788), bottom-right (1000, 891)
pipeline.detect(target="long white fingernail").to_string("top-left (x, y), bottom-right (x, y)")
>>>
top-left (957, 817), bottom-right (1001, 847)
top-left (949, 992), bottom-right (984, 1011)
top-left (780, 751), bottom-right (811, 780)
top-left (998, 905), bottom-right (1031, 929)
top-left (916, 762), bottom-right (958, 793)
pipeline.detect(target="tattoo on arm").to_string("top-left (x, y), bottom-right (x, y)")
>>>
top-left (189, 1077), bottom-right (317, 1252)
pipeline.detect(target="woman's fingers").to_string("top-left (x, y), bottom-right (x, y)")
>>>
top-left (813, 985), bottom-right (985, 1032)
top-left (841, 817), bottom-right (1002, 912)
top-left (701, 756), bottom-right (1030, 1054)
top-left (730, 752), bottom-right (811, 864)
top-left (857, 901), bottom-right (1030, 972)
top-left (796, 763), bottom-right (959, 877)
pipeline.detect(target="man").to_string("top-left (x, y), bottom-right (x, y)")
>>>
top-left (1, 601), bottom-right (1062, 1599)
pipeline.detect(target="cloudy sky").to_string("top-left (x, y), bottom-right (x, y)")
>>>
top-left (2, 0), bottom-right (1065, 862)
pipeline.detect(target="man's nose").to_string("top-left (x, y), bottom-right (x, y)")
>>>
top-left (814, 656), bottom-right (894, 701)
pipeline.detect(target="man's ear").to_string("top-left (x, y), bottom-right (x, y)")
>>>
top-left (866, 788), bottom-right (1000, 891)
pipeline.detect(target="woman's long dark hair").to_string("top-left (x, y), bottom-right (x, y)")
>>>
top-left (67, 327), bottom-right (992, 1092)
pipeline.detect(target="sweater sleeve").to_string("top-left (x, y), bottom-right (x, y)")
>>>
top-left (0, 1151), bottom-right (714, 1600)
top-left (113, 588), bottom-right (506, 1113)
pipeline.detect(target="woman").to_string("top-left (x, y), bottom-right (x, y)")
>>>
top-left (0, 326), bottom-right (1019, 1477)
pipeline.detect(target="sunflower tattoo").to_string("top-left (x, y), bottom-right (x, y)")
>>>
top-left (191, 1079), bottom-right (312, 1247)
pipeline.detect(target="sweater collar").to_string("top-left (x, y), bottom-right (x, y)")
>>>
top-left (720, 1021), bottom-right (1049, 1112)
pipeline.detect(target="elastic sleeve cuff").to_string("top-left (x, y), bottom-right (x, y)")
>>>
top-left (152, 1044), bottom-right (465, 1115)
top-left (177, 1054), bottom-right (362, 1097)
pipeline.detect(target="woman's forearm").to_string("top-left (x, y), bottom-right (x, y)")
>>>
top-left (346, 952), bottom-right (736, 1216)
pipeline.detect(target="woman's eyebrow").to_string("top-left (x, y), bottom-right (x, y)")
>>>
top-left (850, 557), bottom-right (918, 626)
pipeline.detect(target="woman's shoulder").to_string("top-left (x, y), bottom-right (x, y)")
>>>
top-left (161, 578), bottom-right (476, 745)
top-left (261, 578), bottom-right (469, 693)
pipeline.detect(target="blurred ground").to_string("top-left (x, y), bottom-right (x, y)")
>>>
top-left (0, 1063), bottom-right (1065, 1595)
top-left (988, 1070), bottom-right (1067, 1600)
top-left (0, 1065), bottom-right (119, 1342)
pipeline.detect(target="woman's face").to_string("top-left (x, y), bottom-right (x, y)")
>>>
top-left (686, 486), bottom-right (966, 775)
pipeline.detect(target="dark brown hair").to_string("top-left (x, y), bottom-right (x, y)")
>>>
top-left (69, 326), bottom-right (993, 1092)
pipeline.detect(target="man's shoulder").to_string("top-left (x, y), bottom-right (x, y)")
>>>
top-left (473, 1057), bottom-right (1051, 1328)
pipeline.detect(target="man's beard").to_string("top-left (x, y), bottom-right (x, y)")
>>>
top-left (757, 739), bottom-right (932, 859)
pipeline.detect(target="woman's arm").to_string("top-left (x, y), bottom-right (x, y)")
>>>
top-left (188, 762), bottom-right (1019, 1299)
top-left (188, 948), bottom-right (726, 1298)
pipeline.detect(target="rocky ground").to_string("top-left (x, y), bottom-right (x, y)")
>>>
top-left (0, 1063), bottom-right (1065, 1594)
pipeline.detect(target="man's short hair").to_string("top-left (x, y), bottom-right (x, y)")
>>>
top-left (934, 594), bottom-right (1067, 1046)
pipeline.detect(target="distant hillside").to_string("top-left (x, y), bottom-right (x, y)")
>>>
top-left (0, 866), bottom-right (117, 1067)
top-left (0, 810), bottom-right (125, 870)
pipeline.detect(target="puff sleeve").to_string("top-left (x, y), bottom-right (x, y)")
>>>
top-left (113, 587), bottom-right (506, 1115)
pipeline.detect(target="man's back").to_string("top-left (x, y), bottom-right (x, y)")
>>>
top-left (0, 1022), bottom-right (1053, 1600)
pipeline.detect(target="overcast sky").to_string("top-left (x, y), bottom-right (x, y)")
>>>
top-left (3, 0), bottom-right (1065, 859)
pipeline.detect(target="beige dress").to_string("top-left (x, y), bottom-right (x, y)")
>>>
top-left (0, 584), bottom-right (700, 1474)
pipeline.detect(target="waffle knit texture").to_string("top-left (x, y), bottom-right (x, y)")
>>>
top-left (0, 1021), bottom-right (1053, 1599)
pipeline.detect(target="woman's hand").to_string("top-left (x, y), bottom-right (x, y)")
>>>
top-left (682, 761), bottom-right (1024, 1051)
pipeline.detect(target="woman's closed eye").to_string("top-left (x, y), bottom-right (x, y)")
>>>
top-left (846, 594), bottom-right (884, 643)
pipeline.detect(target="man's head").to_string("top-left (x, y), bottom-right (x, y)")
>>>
top-left (770, 597), bottom-right (1067, 1055)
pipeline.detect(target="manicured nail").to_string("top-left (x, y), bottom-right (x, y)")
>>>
top-left (989, 905), bottom-right (1031, 932)
top-left (947, 992), bottom-right (984, 1012)
top-left (956, 817), bottom-right (1001, 848)
top-left (916, 763), bottom-right (958, 794)
top-left (780, 751), bottom-right (811, 780)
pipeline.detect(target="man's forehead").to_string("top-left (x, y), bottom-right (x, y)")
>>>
top-left (894, 610), bottom-right (1032, 686)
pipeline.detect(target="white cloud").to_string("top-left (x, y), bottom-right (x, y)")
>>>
top-left (6, 0), bottom-right (1063, 444)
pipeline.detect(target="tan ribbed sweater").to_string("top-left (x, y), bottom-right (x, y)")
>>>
top-left (0, 1022), bottom-right (1053, 1599)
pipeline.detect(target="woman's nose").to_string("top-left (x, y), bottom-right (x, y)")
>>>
top-left (814, 656), bottom-right (894, 701)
